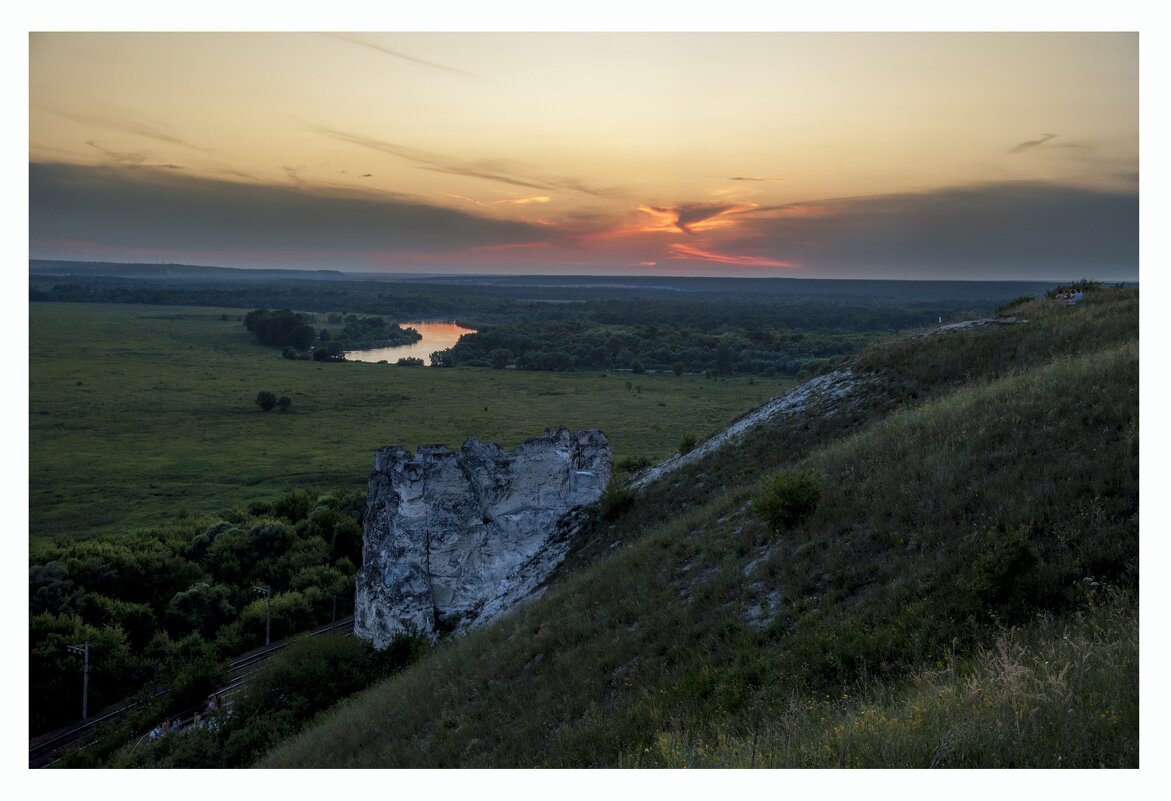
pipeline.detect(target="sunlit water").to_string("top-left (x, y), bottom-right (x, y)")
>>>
top-left (344, 321), bottom-right (477, 365)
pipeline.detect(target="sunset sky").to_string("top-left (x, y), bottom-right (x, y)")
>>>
top-left (28, 31), bottom-right (1139, 279)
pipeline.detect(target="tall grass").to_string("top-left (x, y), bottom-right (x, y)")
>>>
top-left (644, 586), bottom-right (1137, 768)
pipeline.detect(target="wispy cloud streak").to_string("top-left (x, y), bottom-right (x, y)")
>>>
top-left (46, 107), bottom-right (210, 153)
top-left (668, 243), bottom-right (797, 268)
top-left (306, 124), bottom-right (621, 199)
top-left (86, 140), bottom-right (148, 165)
top-left (1008, 133), bottom-right (1058, 155)
top-left (322, 33), bottom-right (491, 82)
top-left (726, 176), bottom-right (786, 183)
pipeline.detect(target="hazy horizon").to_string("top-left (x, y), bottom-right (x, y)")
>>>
top-left (29, 32), bottom-right (1139, 281)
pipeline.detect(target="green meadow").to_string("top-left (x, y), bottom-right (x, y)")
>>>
top-left (29, 303), bottom-right (793, 544)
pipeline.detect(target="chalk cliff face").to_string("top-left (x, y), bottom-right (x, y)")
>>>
top-left (355, 428), bottom-right (611, 648)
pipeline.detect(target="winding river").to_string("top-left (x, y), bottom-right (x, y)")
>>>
top-left (344, 321), bottom-right (477, 365)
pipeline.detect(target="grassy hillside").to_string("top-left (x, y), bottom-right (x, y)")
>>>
top-left (261, 288), bottom-right (1138, 768)
top-left (29, 303), bottom-right (792, 544)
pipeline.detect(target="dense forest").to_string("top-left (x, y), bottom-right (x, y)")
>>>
top-left (29, 488), bottom-right (364, 734)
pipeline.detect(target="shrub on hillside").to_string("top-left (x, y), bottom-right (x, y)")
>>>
top-left (964, 524), bottom-right (1064, 623)
top-left (600, 482), bottom-right (635, 521)
top-left (615, 455), bottom-right (653, 474)
top-left (754, 470), bottom-right (822, 531)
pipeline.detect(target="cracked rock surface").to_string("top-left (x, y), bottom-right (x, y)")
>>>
top-left (356, 428), bottom-right (610, 647)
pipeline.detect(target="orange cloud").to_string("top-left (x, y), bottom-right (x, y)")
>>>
top-left (668, 243), bottom-right (797, 268)
top-left (634, 202), bottom-right (758, 235)
top-left (635, 204), bottom-right (681, 233)
top-left (445, 192), bottom-right (485, 207)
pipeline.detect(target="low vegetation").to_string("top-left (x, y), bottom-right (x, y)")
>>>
top-left (753, 470), bottom-right (821, 531)
top-left (107, 633), bottom-right (427, 768)
top-left (646, 586), bottom-right (1136, 768)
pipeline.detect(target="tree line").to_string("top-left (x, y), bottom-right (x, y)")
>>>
top-left (241, 308), bottom-right (421, 362)
top-left (442, 320), bottom-right (873, 375)
top-left (33, 272), bottom-right (1019, 375)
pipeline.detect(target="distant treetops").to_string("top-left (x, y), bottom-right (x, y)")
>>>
top-left (244, 308), bottom-right (420, 363)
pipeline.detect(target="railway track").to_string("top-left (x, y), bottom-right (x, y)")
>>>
top-left (29, 615), bottom-right (355, 768)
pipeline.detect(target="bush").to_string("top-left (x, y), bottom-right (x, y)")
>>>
top-left (255, 391), bottom-right (277, 411)
top-left (678, 434), bottom-right (697, 455)
top-left (964, 524), bottom-right (1059, 623)
top-left (615, 455), bottom-right (653, 474)
top-left (600, 482), bottom-right (636, 521)
top-left (754, 470), bottom-right (822, 531)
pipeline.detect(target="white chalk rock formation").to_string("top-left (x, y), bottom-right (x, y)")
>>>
top-left (355, 428), bottom-right (610, 648)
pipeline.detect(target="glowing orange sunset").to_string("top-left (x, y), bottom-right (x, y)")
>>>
top-left (29, 32), bottom-right (1138, 279)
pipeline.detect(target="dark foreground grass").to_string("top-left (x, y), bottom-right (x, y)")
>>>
top-left (260, 320), bottom-right (1137, 767)
top-left (29, 303), bottom-right (792, 543)
top-left (646, 587), bottom-right (1137, 768)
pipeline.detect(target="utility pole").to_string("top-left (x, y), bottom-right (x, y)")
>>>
top-left (68, 642), bottom-right (90, 720)
top-left (252, 584), bottom-right (272, 645)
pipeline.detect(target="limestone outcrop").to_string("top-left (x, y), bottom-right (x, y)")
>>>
top-left (355, 428), bottom-right (611, 648)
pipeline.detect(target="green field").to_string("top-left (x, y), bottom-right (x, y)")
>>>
top-left (29, 303), bottom-right (794, 543)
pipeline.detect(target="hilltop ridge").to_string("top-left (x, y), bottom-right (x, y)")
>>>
top-left (255, 287), bottom-right (1137, 767)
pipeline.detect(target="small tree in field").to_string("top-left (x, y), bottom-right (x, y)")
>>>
top-left (277, 396), bottom-right (291, 413)
top-left (255, 391), bottom-right (277, 412)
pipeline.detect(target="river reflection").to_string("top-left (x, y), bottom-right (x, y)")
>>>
top-left (344, 321), bottom-right (477, 365)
